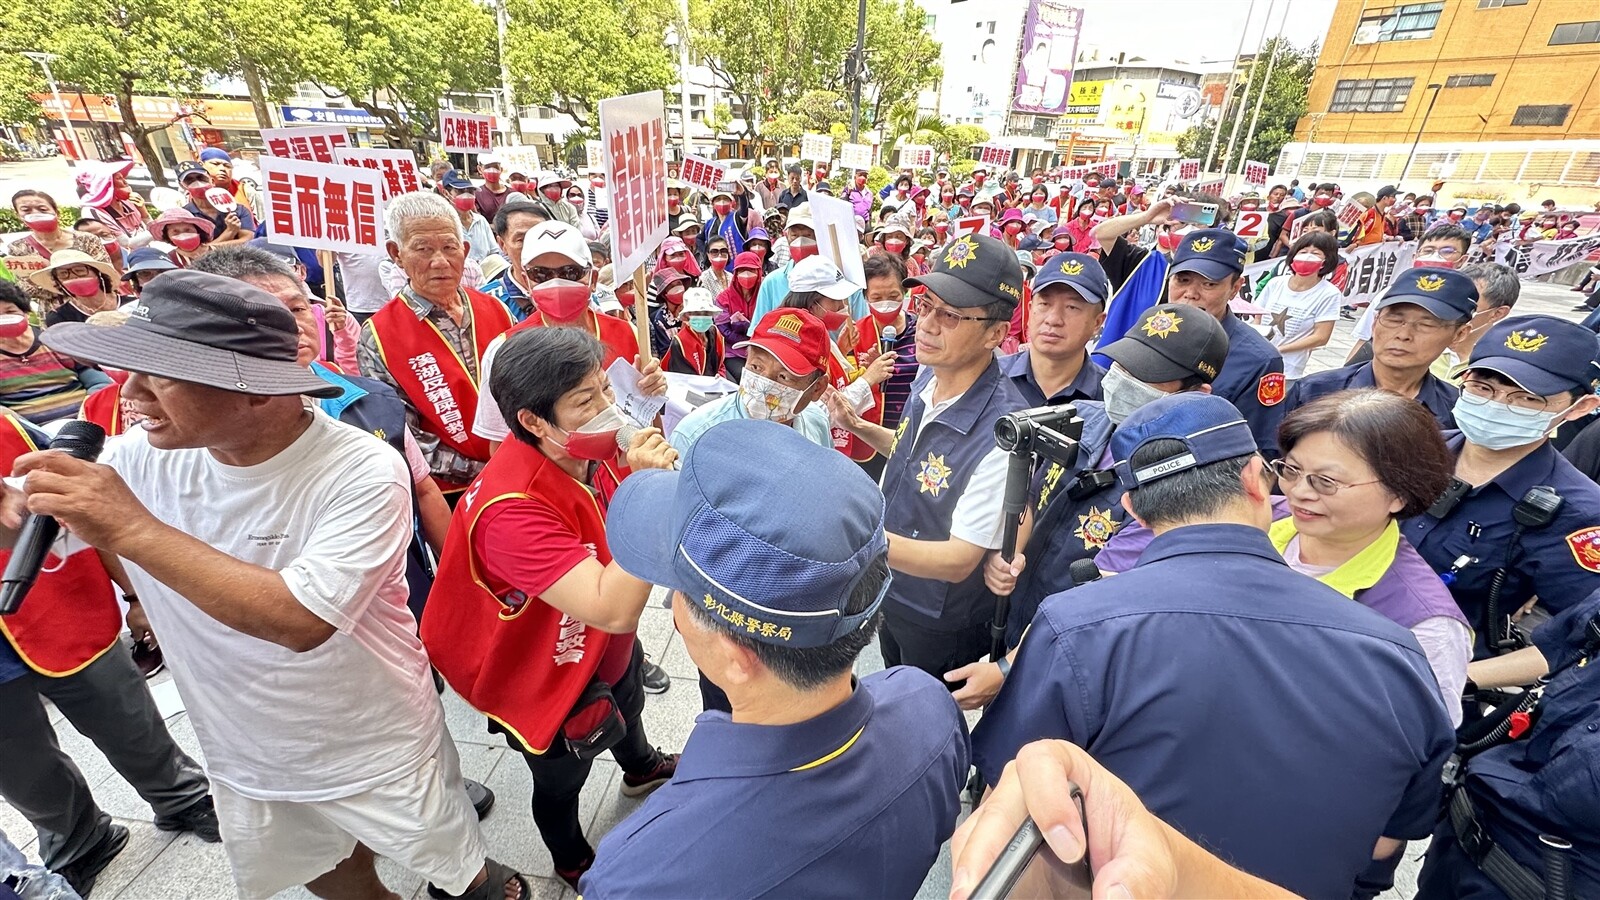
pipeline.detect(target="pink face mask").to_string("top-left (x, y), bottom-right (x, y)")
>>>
top-left (171, 232), bottom-right (203, 252)
top-left (532, 279), bottom-right (591, 322)
top-left (0, 315), bottom-right (28, 339)
top-left (556, 404), bottom-right (626, 461)
top-left (1289, 254), bottom-right (1323, 277)
top-left (22, 213), bottom-right (58, 232)
top-left (452, 194), bottom-right (477, 212)
top-left (62, 276), bottom-right (103, 298)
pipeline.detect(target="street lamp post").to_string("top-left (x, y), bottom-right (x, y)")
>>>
top-left (22, 51), bottom-right (86, 160)
top-left (1399, 83), bottom-right (1444, 186)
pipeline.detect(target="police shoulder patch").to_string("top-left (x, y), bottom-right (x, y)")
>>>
top-left (1257, 371), bottom-right (1286, 407)
top-left (1565, 527), bottom-right (1600, 573)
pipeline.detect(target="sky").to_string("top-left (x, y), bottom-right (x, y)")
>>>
top-left (1073, 0), bottom-right (1340, 65)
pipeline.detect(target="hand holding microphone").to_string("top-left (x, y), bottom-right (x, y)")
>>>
top-left (616, 422), bottom-right (679, 472)
top-left (1, 421), bottom-right (107, 615)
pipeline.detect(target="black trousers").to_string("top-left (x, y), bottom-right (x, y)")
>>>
top-left (0, 642), bottom-right (209, 869)
top-left (515, 639), bottom-right (660, 870)
top-left (879, 614), bottom-right (991, 685)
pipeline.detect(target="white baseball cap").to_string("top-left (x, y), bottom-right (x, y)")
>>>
top-left (520, 221), bottom-right (590, 268)
top-left (681, 287), bottom-right (719, 314)
top-left (789, 256), bottom-right (857, 300)
top-left (536, 171), bottom-right (570, 190)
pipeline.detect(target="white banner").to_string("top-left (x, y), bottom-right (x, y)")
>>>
top-left (978, 145), bottom-right (1013, 168)
top-left (679, 155), bottom-right (728, 191)
top-left (808, 193), bottom-right (865, 295)
top-left (496, 146), bottom-right (544, 176)
top-left (599, 91), bottom-right (669, 280)
top-left (261, 156), bottom-right (387, 255)
top-left (839, 143), bottom-right (873, 171)
top-left (898, 144), bottom-right (934, 169)
top-left (332, 148), bottom-right (420, 201)
top-left (1243, 160), bottom-right (1270, 186)
top-left (1242, 241), bottom-right (1413, 311)
top-left (438, 109), bottom-right (495, 154)
top-left (800, 133), bottom-right (832, 162)
top-left (1495, 233), bottom-right (1600, 278)
top-left (1176, 159), bottom-right (1200, 181)
top-left (584, 140), bottom-right (604, 170)
top-left (260, 125), bottom-right (351, 164)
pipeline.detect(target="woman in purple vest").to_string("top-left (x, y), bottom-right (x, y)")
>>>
top-left (1267, 389), bottom-right (1471, 727)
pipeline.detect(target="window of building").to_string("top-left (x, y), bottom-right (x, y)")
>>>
top-left (1444, 73), bottom-right (1495, 87)
top-left (1477, 0), bottom-right (1528, 8)
top-left (1511, 104), bottom-right (1571, 126)
top-left (1329, 77), bottom-right (1415, 113)
top-left (1550, 21), bottom-right (1600, 45)
top-left (924, 13), bottom-right (936, 30)
top-left (1356, 3), bottom-right (1445, 42)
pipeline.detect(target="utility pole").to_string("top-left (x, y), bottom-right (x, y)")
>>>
top-left (1221, 0), bottom-right (1274, 178)
top-left (23, 52), bottom-right (85, 160)
top-left (678, 0), bottom-right (693, 159)
top-left (1238, 0), bottom-right (1290, 174)
top-left (1203, 0), bottom-right (1255, 173)
top-left (495, 0), bottom-right (521, 144)
top-left (848, 0), bottom-right (867, 142)
top-left (1400, 83), bottom-right (1444, 184)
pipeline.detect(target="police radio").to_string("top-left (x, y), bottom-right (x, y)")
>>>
top-left (1485, 485), bottom-right (1565, 654)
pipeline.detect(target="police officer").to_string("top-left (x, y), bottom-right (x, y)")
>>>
top-left (827, 232), bottom-right (1027, 680)
top-left (1404, 314), bottom-right (1600, 658)
top-left (1283, 266), bottom-right (1474, 431)
top-left (585, 420), bottom-right (969, 897)
top-left (970, 392), bottom-right (1453, 899)
top-left (1417, 588), bottom-right (1600, 898)
top-left (998, 252), bottom-right (1107, 406)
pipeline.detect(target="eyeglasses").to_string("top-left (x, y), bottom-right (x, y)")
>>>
top-left (1418, 246), bottom-right (1462, 259)
top-left (1266, 459), bottom-right (1380, 496)
top-left (525, 264), bottom-right (590, 284)
top-left (914, 296), bottom-right (1001, 329)
top-left (1460, 379), bottom-right (1554, 415)
top-left (707, 249), bottom-right (730, 258)
top-left (1374, 308), bottom-right (1457, 334)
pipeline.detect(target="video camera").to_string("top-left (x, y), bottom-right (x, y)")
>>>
top-left (995, 404), bottom-right (1084, 465)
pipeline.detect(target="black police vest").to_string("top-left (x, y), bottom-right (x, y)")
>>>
top-left (882, 360), bottom-right (1025, 628)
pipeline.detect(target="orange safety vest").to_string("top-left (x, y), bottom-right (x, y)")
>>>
top-left (0, 411), bottom-right (121, 676)
top-left (367, 289), bottom-right (511, 487)
top-left (420, 436), bottom-right (628, 754)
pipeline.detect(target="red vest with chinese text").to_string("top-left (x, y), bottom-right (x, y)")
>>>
top-left (504, 309), bottom-right (640, 372)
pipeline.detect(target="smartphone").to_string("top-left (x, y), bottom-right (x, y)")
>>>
top-left (969, 786), bottom-right (1092, 900)
top-left (1169, 200), bottom-right (1220, 227)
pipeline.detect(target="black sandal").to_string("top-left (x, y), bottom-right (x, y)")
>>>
top-left (426, 858), bottom-right (528, 900)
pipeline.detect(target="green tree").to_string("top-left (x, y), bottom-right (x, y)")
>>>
top-left (941, 124), bottom-right (989, 160)
top-left (693, 0), bottom-right (854, 141)
top-left (861, 0), bottom-right (941, 131)
top-left (506, 0), bottom-right (677, 129)
top-left (760, 113), bottom-right (804, 149)
top-left (705, 101), bottom-right (733, 139)
top-left (215, 0), bottom-right (349, 128)
top-left (1175, 37), bottom-right (1314, 175)
top-left (0, 55), bottom-right (44, 126)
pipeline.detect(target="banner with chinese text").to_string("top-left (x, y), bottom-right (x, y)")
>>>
top-left (261, 156), bottom-right (386, 255)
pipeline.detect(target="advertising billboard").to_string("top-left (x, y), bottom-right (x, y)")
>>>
top-left (1012, 0), bottom-right (1085, 115)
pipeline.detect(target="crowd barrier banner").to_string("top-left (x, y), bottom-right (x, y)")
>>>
top-left (261, 156), bottom-right (386, 255)
top-left (1495, 233), bottom-right (1600, 278)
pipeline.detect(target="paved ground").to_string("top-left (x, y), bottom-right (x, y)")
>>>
top-left (2, 275), bottom-right (1591, 899)
top-left (0, 157), bottom-right (83, 211)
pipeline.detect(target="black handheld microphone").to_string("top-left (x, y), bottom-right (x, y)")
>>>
top-left (0, 421), bottom-right (106, 616)
top-left (1069, 558), bottom-right (1103, 587)
top-left (879, 325), bottom-right (897, 357)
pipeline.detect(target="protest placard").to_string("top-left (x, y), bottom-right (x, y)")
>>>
top-left (495, 146), bottom-right (544, 176)
top-left (1340, 240), bottom-right (1413, 308)
top-left (1093, 161), bottom-right (1118, 178)
top-left (1062, 165), bottom-right (1088, 181)
top-left (260, 156), bottom-right (385, 255)
top-left (1243, 160), bottom-right (1270, 186)
top-left (585, 141), bottom-right (604, 170)
top-left (438, 109), bottom-right (494, 154)
top-left (1193, 177), bottom-right (1225, 195)
top-left (260, 125), bottom-right (351, 164)
top-left (333, 148), bottom-right (421, 201)
top-left (840, 143), bottom-right (873, 171)
top-left (808, 194), bottom-right (866, 295)
top-left (800, 133), bottom-right (832, 163)
top-left (679, 155), bottom-right (728, 192)
top-left (1496, 233), bottom-right (1600, 278)
top-left (978, 145), bottom-right (1013, 168)
top-left (599, 90), bottom-right (669, 286)
top-left (1234, 205), bottom-right (1267, 240)
top-left (898, 144), bottom-right (934, 169)
top-left (953, 215), bottom-right (991, 237)
top-left (1177, 159), bottom-right (1201, 181)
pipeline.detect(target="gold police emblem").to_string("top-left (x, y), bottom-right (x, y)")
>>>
top-left (917, 452), bottom-right (953, 497)
top-left (1060, 259), bottom-right (1084, 276)
top-left (1074, 507), bottom-right (1119, 550)
top-left (1506, 329), bottom-right (1547, 353)
top-left (1416, 274), bottom-right (1446, 293)
top-left (943, 236), bottom-right (979, 269)
top-left (1189, 237), bottom-right (1214, 253)
top-left (1142, 310), bottom-right (1182, 339)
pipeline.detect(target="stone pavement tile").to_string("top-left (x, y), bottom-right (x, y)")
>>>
top-left (634, 673), bottom-right (704, 755)
top-left (87, 820), bottom-right (180, 899)
top-left (655, 632), bottom-right (695, 680)
top-left (443, 688), bottom-right (505, 749)
top-left (472, 750), bottom-right (618, 883)
top-left (633, 604), bottom-right (674, 661)
top-left (114, 829), bottom-right (232, 899)
top-left (0, 799), bottom-right (38, 860)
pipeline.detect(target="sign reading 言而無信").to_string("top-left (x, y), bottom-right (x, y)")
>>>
top-left (1495, 233), bottom-right (1600, 278)
top-left (599, 90), bottom-right (669, 281)
top-left (260, 156), bottom-right (387, 256)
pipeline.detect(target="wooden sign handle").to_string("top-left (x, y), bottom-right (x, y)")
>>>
top-left (632, 265), bottom-right (652, 365)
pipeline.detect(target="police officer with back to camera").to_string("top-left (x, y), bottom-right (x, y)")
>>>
top-left (581, 420), bottom-right (969, 897)
top-left (826, 232), bottom-right (1028, 681)
top-left (1404, 314), bottom-right (1600, 659)
top-left (1417, 586), bottom-right (1600, 899)
top-left (968, 392), bottom-right (1454, 899)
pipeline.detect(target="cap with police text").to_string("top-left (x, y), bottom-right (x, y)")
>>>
top-left (607, 419), bottom-right (889, 647)
top-left (1376, 266), bottom-right (1478, 323)
top-left (1101, 303), bottom-right (1229, 385)
top-left (1169, 228), bottom-right (1245, 282)
top-left (1468, 315), bottom-right (1600, 397)
top-left (1033, 252), bottom-right (1110, 305)
top-left (1112, 393), bottom-right (1258, 491)
top-left (904, 232), bottom-right (1024, 313)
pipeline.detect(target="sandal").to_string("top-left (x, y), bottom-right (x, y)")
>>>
top-left (426, 858), bottom-right (528, 900)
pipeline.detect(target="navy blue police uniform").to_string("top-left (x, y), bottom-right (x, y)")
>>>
top-left (972, 393), bottom-right (1454, 900)
top-left (1403, 316), bottom-right (1600, 657)
top-left (1417, 589), bottom-right (1600, 899)
top-left (590, 420), bottom-right (969, 898)
top-left (1286, 361), bottom-right (1459, 429)
top-left (998, 250), bottom-right (1112, 407)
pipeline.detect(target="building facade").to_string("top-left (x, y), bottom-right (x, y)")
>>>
top-left (1281, 0), bottom-right (1600, 202)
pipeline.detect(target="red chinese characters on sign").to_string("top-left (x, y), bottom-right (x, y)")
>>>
top-left (261, 156), bottom-right (385, 254)
top-left (439, 110), bottom-right (495, 154)
top-left (600, 91), bottom-right (670, 279)
top-left (1094, 161), bottom-right (1118, 178)
top-left (978, 145), bottom-right (1013, 168)
top-left (334, 149), bottom-right (422, 201)
top-left (260, 126), bottom-right (351, 163)
top-left (1177, 159), bottom-right (1201, 181)
top-left (679, 155), bottom-right (727, 192)
top-left (1243, 160), bottom-right (1270, 186)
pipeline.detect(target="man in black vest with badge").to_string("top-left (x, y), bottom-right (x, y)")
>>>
top-left (828, 232), bottom-right (1028, 680)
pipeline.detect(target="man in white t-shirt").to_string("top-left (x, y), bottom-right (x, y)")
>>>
top-left (11, 271), bottom-right (526, 900)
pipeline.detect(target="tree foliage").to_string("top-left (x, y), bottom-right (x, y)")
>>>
top-left (861, 0), bottom-right (940, 131)
top-left (214, 0), bottom-right (349, 127)
top-left (506, 0), bottom-right (678, 129)
top-left (1175, 38), bottom-right (1314, 174)
top-left (0, 54), bottom-right (44, 126)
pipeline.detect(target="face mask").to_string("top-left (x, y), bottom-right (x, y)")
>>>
top-left (554, 404), bottom-right (625, 461)
top-left (957, 198), bottom-right (972, 210)
top-left (1102, 365), bottom-right (1170, 426)
top-left (1413, 254), bottom-right (1455, 269)
top-left (1054, 237), bottom-right (1072, 251)
top-left (735, 270), bottom-right (760, 290)
top-left (483, 172), bottom-right (501, 184)
top-left (113, 185), bottom-right (133, 201)
top-left (664, 287), bottom-right (686, 307)
top-left (1078, 209), bottom-right (1093, 220)
top-left (941, 195), bottom-right (954, 205)
top-left (855, 177), bottom-right (867, 188)
top-left (451, 194), bottom-right (477, 212)
top-left (788, 239), bottom-right (819, 263)
top-left (62, 276), bottom-right (102, 298)
top-left (1157, 230), bottom-right (1185, 252)
top-left (681, 234), bottom-right (698, 248)
top-left (0, 315), bottom-right (28, 340)
top-left (1313, 196), bottom-right (1333, 208)
top-left (22, 212), bottom-right (58, 232)
top-left (509, 180), bottom-right (530, 193)
top-left (713, 201), bottom-right (733, 216)
top-left (869, 300), bottom-right (901, 325)
top-left (895, 189), bottom-right (908, 199)
top-left (750, 244), bottom-right (769, 259)
top-left (171, 232), bottom-right (203, 252)
top-left (591, 177), bottom-right (605, 189)
top-left (186, 184), bottom-right (210, 200)
top-left (688, 315), bottom-right (714, 332)
top-left (740, 368), bottom-right (806, 423)
top-left (568, 195), bottom-right (584, 209)
top-left (665, 254), bottom-right (689, 272)
top-left (974, 175), bottom-right (986, 186)
top-left (1448, 213), bottom-right (1464, 223)
top-left (1004, 222), bottom-right (1024, 236)
top-left (767, 174), bottom-right (779, 184)
top-left (544, 187), bottom-right (564, 202)
top-left (935, 224), bottom-right (949, 238)
top-left (820, 308), bottom-right (848, 331)
top-left (101, 238), bottom-right (120, 254)
top-left (710, 257), bottom-right (728, 271)
top-left (1289, 254), bottom-right (1323, 277)
top-left (884, 238), bottom-right (908, 254)
top-left (1453, 392), bottom-right (1567, 451)
top-left (532, 278), bottom-right (591, 322)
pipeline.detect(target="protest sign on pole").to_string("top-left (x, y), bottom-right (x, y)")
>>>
top-left (496, 146), bottom-right (543, 176)
top-left (1495, 233), bottom-right (1600, 278)
top-left (438, 109), bottom-right (495, 154)
top-left (808, 194), bottom-right (866, 295)
top-left (333, 148), bottom-right (421, 201)
top-left (1093, 161), bottom-right (1118, 178)
top-left (1336, 200), bottom-right (1365, 228)
top-left (953, 215), bottom-right (991, 237)
top-left (584, 141), bottom-right (604, 170)
top-left (978, 145), bottom-right (1013, 169)
top-left (261, 125), bottom-right (351, 164)
top-left (1193, 177), bottom-right (1225, 195)
top-left (1062, 165), bottom-right (1088, 182)
top-left (599, 91), bottom-right (669, 360)
top-left (261, 156), bottom-right (386, 255)
top-left (839, 143), bottom-right (873, 171)
top-left (1177, 159), bottom-right (1201, 181)
top-left (898, 144), bottom-right (934, 169)
top-left (679, 155), bottom-right (728, 192)
top-left (1243, 160), bottom-right (1270, 187)
top-left (800, 133), bottom-right (832, 163)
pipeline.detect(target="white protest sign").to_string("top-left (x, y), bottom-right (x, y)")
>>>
top-left (606, 357), bottom-right (669, 426)
top-left (495, 146), bottom-right (543, 176)
top-left (333, 148), bottom-right (421, 201)
top-left (808, 193), bottom-right (866, 295)
top-left (585, 140), bottom-right (604, 170)
top-left (953, 215), bottom-right (991, 237)
top-left (840, 142), bottom-right (873, 171)
top-left (1093, 161), bottom-right (1118, 178)
top-left (978, 145), bottom-right (1013, 168)
top-left (1177, 159), bottom-right (1201, 181)
top-left (800, 133), bottom-right (832, 162)
top-left (599, 90), bottom-right (669, 281)
top-left (438, 109), bottom-right (494, 154)
top-left (679, 155), bottom-right (728, 192)
top-left (260, 156), bottom-right (386, 255)
top-left (1340, 241), bottom-right (1414, 308)
top-left (1193, 177), bottom-right (1225, 195)
top-left (1243, 160), bottom-right (1270, 186)
top-left (899, 144), bottom-right (934, 169)
top-left (261, 125), bottom-right (351, 163)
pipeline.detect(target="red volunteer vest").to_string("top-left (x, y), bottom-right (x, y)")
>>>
top-left (838, 314), bottom-right (893, 462)
top-left (0, 412), bottom-right (121, 676)
top-left (420, 436), bottom-right (628, 754)
top-left (367, 289), bottom-right (511, 485)
top-left (505, 309), bottom-right (640, 372)
top-left (665, 325), bottom-right (725, 377)
top-left (79, 383), bottom-right (125, 436)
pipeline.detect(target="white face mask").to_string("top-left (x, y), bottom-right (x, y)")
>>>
top-left (1102, 364), bottom-right (1170, 426)
top-left (739, 368), bottom-right (808, 423)
top-left (1452, 392), bottom-right (1569, 451)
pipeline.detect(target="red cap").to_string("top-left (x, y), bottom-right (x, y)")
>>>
top-left (736, 308), bottom-right (829, 377)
